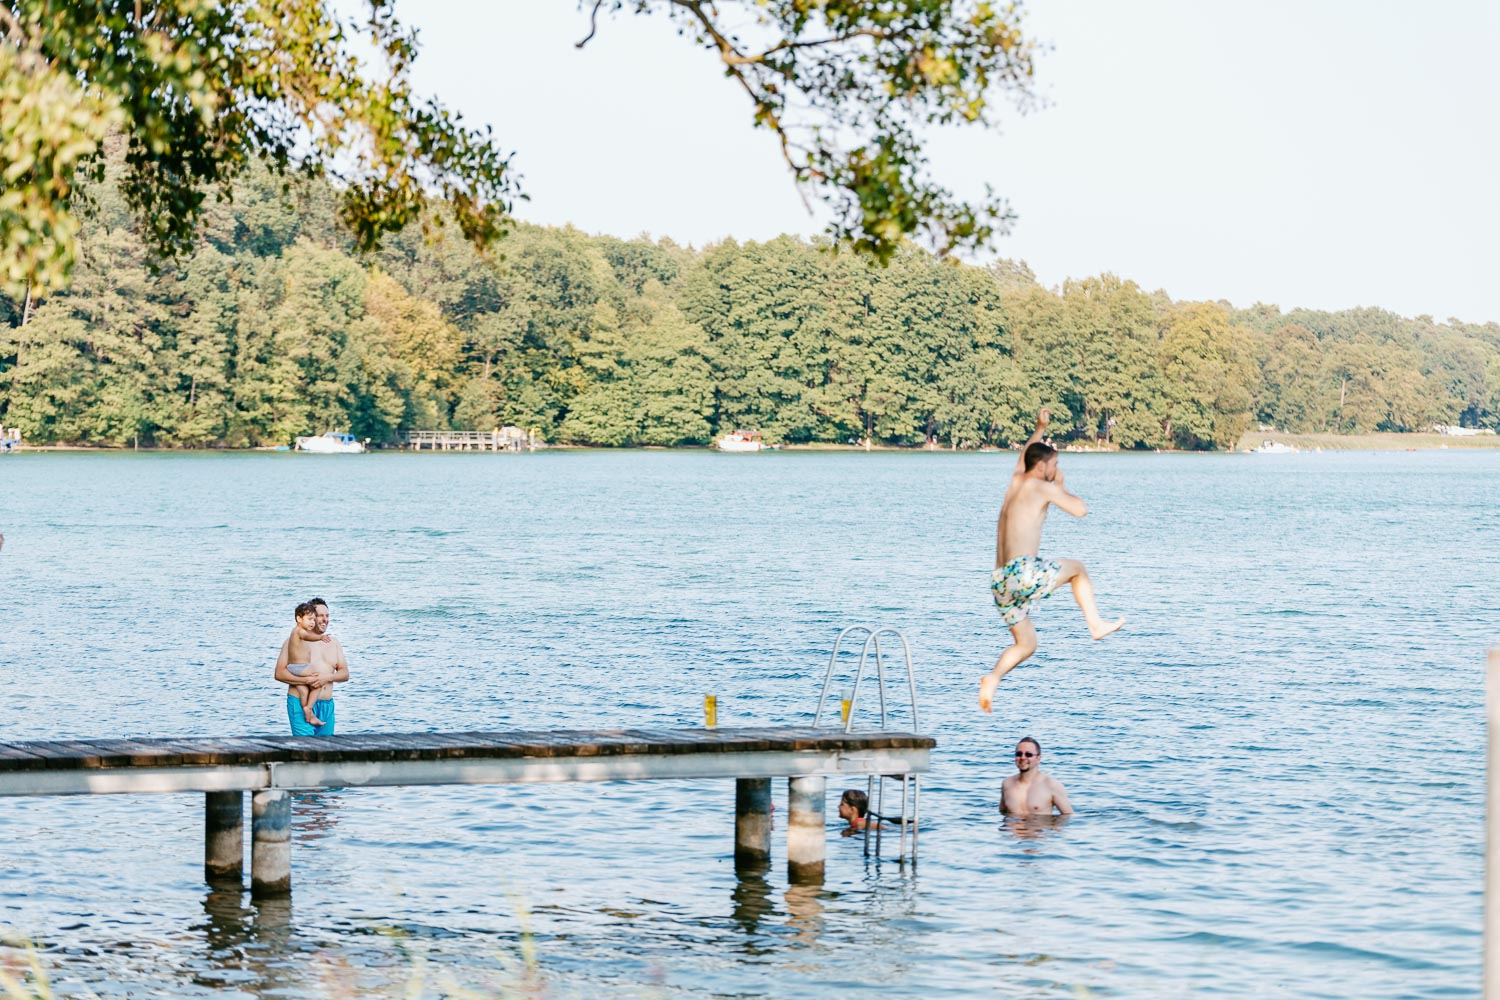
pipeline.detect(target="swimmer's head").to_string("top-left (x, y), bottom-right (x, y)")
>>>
top-left (838, 788), bottom-right (869, 823)
top-left (1015, 736), bottom-right (1041, 771)
top-left (294, 601), bottom-right (317, 627)
top-left (1023, 442), bottom-right (1058, 479)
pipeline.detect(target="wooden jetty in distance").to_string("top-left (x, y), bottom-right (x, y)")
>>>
top-left (400, 427), bottom-right (533, 451)
top-left (0, 727), bottom-right (933, 895)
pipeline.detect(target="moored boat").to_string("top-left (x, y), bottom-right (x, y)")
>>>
top-left (1252, 439), bottom-right (1296, 454)
top-left (715, 430), bottom-right (766, 453)
top-left (294, 431), bottom-right (366, 454)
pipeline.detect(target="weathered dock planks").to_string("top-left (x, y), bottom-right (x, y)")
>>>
top-left (1, 727), bottom-right (933, 895)
top-left (0, 727), bottom-right (932, 796)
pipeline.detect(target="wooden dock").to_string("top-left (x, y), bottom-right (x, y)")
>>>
top-left (400, 428), bottom-right (532, 451)
top-left (0, 727), bottom-right (933, 894)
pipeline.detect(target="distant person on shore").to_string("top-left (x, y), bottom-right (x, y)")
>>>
top-left (281, 602), bottom-right (336, 727)
top-left (999, 737), bottom-right (1073, 816)
top-left (979, 407), bottom-right (1125, 712)
top-left (273, 597), bottom-right (349, 735)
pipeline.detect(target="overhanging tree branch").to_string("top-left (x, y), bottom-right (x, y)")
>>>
top-left (592, 0), bottom-right (1037, 261)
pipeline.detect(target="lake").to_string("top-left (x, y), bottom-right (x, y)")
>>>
top-left (0, 449), bottom-right (1492, 998)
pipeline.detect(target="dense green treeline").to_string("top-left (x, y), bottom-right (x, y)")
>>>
top-left (3, 169), bottom-right (1498, 449)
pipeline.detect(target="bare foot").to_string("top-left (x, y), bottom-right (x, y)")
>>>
top-left (978, 674), bottom-right (1001, 713)
top-left (304, 711), bottom-right (325, 726)
top-left (1090, 617), bottom-right (1126, 641)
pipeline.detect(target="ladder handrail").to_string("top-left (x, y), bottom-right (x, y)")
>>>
top-left (814, 625), bottom-right (873, 729)
top-left (817, 623), bottom-right (922, 862)
top-left (842, 627), bottom-right (920, 735)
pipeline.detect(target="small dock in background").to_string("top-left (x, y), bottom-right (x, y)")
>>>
top-left (0, 727), bottom-right (933, 895)
top-left (400, 427), bottom-right (533, 451)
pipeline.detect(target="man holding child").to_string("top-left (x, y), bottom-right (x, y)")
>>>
top-left (273, 597), bottom-right (349, 735)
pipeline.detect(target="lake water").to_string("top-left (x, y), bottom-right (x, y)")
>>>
top-left (0, 449), bottom-right (1493, 998)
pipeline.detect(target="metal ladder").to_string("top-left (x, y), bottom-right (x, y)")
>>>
top-left (814, 626), bottom-right (921, 861)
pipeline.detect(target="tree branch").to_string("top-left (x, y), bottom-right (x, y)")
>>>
top-left (575, 0), bottom-right (606, 49)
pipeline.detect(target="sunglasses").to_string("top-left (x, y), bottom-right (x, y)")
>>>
top-left (1015, 751), bottom-right (1037, 758)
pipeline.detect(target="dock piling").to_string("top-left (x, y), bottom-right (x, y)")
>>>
top-left (251, 789), bottom-right (292, 898)
top-left (204, 790), bottom-right (244, 883)
top-left (0, 727), bottom-right (931, 896)
top-left (734, 777), bottom-right (772, 869)
top-left (787, 775), bottom-right (826, 883)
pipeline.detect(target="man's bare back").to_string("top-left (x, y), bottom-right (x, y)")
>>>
top-left (996, 468), bottom-right (1080, 566)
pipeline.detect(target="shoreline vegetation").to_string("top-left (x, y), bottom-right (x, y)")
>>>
top-left (3, 157), bottom-right (1498, 454)
top-left (10, 431), bottom-right (1500, 455)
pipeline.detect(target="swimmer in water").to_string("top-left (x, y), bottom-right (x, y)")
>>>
top-left (979, 407), bottom-right (1125, 712)
top-left (999, 736), bottom-right (1073, 817)
top-left (838, 788), bottom-right (876, 836)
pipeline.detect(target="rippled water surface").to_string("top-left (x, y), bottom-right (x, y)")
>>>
top-left (1, 449), bottom-right (1494, 998)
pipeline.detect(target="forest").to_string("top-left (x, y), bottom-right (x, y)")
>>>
top-left (3, 166), bottom-right (1497, 451)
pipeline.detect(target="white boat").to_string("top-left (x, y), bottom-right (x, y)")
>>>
top-left (716, 430), bottom-right (766, 453)
top-left (1252, 439), bottom-right (1296, 454)
top-left (294, 431), bottom-right (366, 454)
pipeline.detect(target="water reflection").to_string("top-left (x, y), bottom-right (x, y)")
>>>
top-left (782, 883), bottom-right (825, 949)
top-left (194, 887), bottom-right (307, 996)
top-left (730, 864), bottom-right (775, 952)
top-left (1001, 813), bottom-right (1073, 839)
top-left (291, 790), bottom-right (345, 847)
top-left (1001, 814), bottom-right (1073, 846)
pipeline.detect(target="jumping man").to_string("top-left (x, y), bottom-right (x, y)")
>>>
top-left (979, 408), bottom-right (1125, 712)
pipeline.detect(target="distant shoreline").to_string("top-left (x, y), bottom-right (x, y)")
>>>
top-left (1230, 431), bottom-right (1500, 452)
top-left (8, 432), bottom-right (1500, 455)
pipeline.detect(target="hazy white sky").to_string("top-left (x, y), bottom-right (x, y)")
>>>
top-left (395, 1), bottom-right (1500, 322)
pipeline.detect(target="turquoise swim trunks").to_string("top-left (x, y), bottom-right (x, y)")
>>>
top-left (991, 555), bottom-right (1063, 627)
top-left (287, 696), bottom-right (335, 736)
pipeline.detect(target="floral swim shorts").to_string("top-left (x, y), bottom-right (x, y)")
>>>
top-left (991, 555), bottom-right (1063, 627)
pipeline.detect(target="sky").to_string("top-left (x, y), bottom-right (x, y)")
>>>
top-left (390, 1), bottom-right (1500, 323)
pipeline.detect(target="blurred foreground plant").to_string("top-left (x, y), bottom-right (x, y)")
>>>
top-left (0, 936), bottom-right (53, 1000)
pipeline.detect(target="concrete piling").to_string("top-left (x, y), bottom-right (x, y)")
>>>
top-left (786, 775), bottom-right (826, 884)
top-left (204, 790), bottom-right (244, 882)
top-left (734, 777), bottom-right (773, 869)
top-left (0, 727), bottom-right (932, 900)
top-left (250, 789), bottom-right (292, 898)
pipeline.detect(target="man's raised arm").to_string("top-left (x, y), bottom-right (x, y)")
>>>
top-left (1014, 407), bottom-right (1051, 475)
top-left (1044, 472), bottom-right (1089, 519)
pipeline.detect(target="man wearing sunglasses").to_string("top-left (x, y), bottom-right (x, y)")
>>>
top-left (1000, 736), bottom-right (1074, 816)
